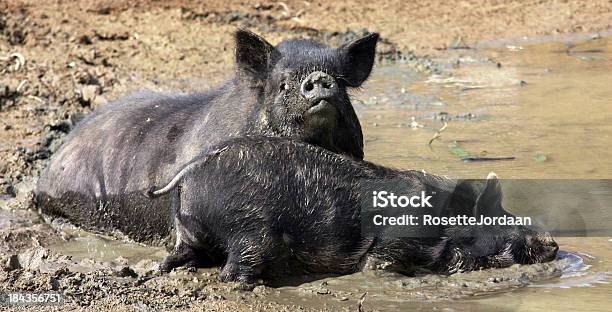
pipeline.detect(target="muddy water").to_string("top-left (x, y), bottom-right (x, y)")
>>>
top-left (360, 37), bottom-right (612, 179)
top-left (269, 37), bottom-right (612, 310)
top-left (46, 37), bottom-right (612, 311)
top-left (48, 225), bottom-right (167, 264)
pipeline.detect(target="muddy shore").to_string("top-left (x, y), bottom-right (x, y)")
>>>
top-left (1, 0), bottom-right (611, 311)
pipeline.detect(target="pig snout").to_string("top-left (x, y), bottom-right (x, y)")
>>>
top-left (300, 71), bottom-right (338, 105)
top-left (533, 233), bottom-right (559, 262)
top-left (520, 232), bottom-right (559, 263)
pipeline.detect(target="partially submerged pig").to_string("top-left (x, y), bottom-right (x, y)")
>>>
top-left (151, 137), bottom-right (559, 283)
top-left (36, 30), bottom-right (378, 243)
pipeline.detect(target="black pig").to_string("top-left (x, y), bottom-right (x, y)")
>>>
top-left (151, 137), bottom-right (559, 283)
top-left (36, 30), bottom-right (378, 243)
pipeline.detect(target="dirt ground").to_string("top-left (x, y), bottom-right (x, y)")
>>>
top-left (1, 0), bottom-right (611, 310)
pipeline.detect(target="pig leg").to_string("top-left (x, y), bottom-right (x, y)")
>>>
top-left (160, 190), bottom-right (203, 272)
top-left (219, 235), bottom-right (279, 284)
top-left (220, 251), bottom-right (264, 284)
top-left (160, 243), bottom-right (200, 272)
top-left (161, 238), bottom-right (223, 272)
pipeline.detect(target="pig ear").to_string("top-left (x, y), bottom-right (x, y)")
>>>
top-left (234, 29), bottom-right (274, 79)
top-left (474, 172), bottom-right (504, 217)
top-left (340, 33), bottom-right (379, 87)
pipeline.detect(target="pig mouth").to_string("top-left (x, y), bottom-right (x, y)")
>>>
top-left (292, 100), bottom-right (337, 128)
top-left (305, 99), bottom-right (335, 116)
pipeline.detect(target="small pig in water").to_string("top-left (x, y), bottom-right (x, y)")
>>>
top-left (36, 30), bottom-right (378, 243)
top-left (150, 137), bottom-right (558, 283)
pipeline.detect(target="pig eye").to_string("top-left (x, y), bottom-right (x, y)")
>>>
top-left (279, 82), bottom-right (289, 92)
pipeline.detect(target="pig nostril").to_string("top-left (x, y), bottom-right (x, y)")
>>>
top-left (322, 81), bottom-right (331, 89)
top-left (304, 82), bottom-right (314, 92)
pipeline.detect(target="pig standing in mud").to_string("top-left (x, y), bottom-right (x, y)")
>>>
top-left (151, 137), bottom-right (559, 283)
top-left (36, 30), bottom-right (378, 243)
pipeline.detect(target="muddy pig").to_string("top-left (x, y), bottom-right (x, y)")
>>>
top-left (36, 30), bottom-right (378, 243)
top-left (150, 137), bottom-right (559, 283)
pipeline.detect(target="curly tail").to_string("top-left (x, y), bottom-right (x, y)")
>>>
top-left (144, 162), bottom-right (194, 198)
top-left (145, 146), bottom-right (230, 198)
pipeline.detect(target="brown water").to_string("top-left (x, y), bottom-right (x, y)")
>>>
top-left (360, 37), bottom-right (612, 179)
top-left (44, 36), bottom-right (612, 311)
